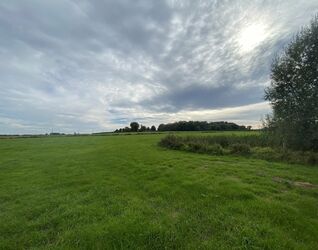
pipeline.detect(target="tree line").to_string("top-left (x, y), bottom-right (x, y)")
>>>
top-left (157, 121), bottom-right (250, 131)
top-left (114, 122), bottom-right (156, 133)
top-left (114, 121), bottom-right (251, 133)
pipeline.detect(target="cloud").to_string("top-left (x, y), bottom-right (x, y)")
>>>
top-left (0, 0), bottom-right (317, 133)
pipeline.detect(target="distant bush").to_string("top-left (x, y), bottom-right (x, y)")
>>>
top-left (159, 134), bottom-right (184, 150)
top-left (252, 147), bottom-right (279, 160)
top-left (307, 152), bottom-right (318, 165)
top-left (158, 134), bottom-right (318, 166)
top-left (187, 142), bottom-right (204, 152)
top-left (181, 134), bottom-right (270, 148)
top-left (207, 144), bottom-right (224, 155)
top-left (184, 142), bottom-right (225, 155)
top-left (230, 143), bottom-right (251, 155)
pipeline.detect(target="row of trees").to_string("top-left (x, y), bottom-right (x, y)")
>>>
top-left (157, 121), bottom-right (251, 131)
top-left (114, 122), bottom-right (156, 133)
top-left (114, 121), bottom-right (251, 133)
top-left (265, 15), bottom-right (318, 151)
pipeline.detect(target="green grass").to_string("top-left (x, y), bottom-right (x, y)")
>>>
top-left (0, 132), bottom-right (318, 249)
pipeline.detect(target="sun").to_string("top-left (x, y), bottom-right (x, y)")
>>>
top-left (237, 23), bottom-right (268, 53)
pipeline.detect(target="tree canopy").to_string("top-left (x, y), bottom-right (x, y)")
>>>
top-left (157, 121), bottom-right (248, 131)
top-left (265, 15), bottom-right (318, 151)
top-left (130, 122), bottom-right (139, 132)
top-left (114, 121), bottom-right (248, 133)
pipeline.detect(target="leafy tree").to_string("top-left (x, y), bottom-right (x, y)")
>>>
top-left (139, 125), bottom-right (147, 132)
top-left (130, 122), bottom-right (139, 132)
top-left (123, 127), bottom-right (131, 132)
top-left (151, 125), bottom-right (156, 131)
top-left (265, 15), bottom-right (318, 151)
top-left (158, 124), bottom-right (164, 131)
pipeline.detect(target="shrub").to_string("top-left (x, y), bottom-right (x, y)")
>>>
top-left (182, 141), bottom-right (224, 155)
top-left (252, 147), bottom-right (281, 162)
top-left (207, 144), bottom-right (224, 155)
top-left (253, 146), bottom-right (276, 157)
top-left (158, 134), bottom-right (184, 150)
top-left (230, 143), bottom-right (251, 155)
top-left (187, 142), bottom-right (204, 152)
top-left (306, 152), bottom-right (318, 165)
top-left (158, 134), bottom-right (317, 165)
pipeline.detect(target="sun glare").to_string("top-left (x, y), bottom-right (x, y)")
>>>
top-left (238, 23), bottom-right (268, 53)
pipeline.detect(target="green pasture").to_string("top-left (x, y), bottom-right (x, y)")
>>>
top-left (0, 132), bottom-right (317, 249)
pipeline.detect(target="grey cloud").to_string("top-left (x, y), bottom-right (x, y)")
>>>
top-left (0, 0), bottom-right (318, 133)
top-left (141, 84), bottom-right (264, 112)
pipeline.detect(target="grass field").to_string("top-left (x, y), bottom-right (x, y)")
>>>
top-left (1, 132), bottom-right (318, 249)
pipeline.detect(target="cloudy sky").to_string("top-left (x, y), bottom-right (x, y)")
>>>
top-left (1, 0), bottom-right (318, 134)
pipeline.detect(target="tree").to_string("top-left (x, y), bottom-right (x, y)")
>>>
top-left (139, 125), bottom-right (146, 132)
top-left (158, 124), bottom-right (164, 131)
top-left (130, 122), bottom-right (139, 132)
top-left (265, 15), bottom-right (318, 151)
top-left (123, 127), bottom-right (131, 132)
top-left (151, 125), bottom-right (156, 131)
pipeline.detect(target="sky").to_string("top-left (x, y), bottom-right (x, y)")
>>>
top-left (1, 1), bottom-right (318, 134)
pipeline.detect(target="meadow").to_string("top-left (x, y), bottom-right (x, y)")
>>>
top-left (0, 132), bottom-right (318, 249)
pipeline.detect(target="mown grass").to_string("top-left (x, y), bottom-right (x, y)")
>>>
top-left (0, 132), bottom-right (318, 249)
